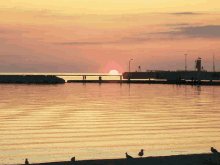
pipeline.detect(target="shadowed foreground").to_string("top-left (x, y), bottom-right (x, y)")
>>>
top-left (29, 153), bottom-right (220, 165)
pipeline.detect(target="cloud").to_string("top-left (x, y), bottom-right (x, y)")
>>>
top-left (106, 25), bottom-right (220, 43)
top-left (0, 27), bottom-right (30, 34)
top-left (0, 38), bottom-right (9, 42)
top-left (0, 54), bottom-right (100, 73)
top-left (55, 36), bottom-right (152, 46)
top-left (134, 25), bottom-right (220, 41)
top-left (165, 23), bottom-right (190, 26)
top-left (55, 24), bottom-right (220, 46)
top-left (169, 12), bottom-right (201, 15)
top-left (55, 40), bottom-right (143, 46)
top-left (55, 42), bottom-right (102, 45)
top-left (34, 14), bottom-right (80, 20)
top-left (33, 10), bottom-right (81, 20)
top-left (0, 36), bottom-right (101, 73)
top-left (161, 25), bottom-right (220, 38)
top-left (122, 37), bottom-right (151, 42)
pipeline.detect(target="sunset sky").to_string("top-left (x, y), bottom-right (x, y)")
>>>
top-left (0, 0), bottom-right (220, 73)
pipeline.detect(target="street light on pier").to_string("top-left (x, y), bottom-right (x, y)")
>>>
top-left (129, 59), bottom-right (133, 73)
top-left (185, 54), bottom-right (187, 71)
top-left (129, 59), bottom-right (133, 81)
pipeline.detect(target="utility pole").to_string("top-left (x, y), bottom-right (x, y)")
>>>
top-left (185, 54), bottom-right (187, 71)
top-left (129, 59), bottom-right (133, 73)
top-left (129, 59), bottom-right (133, 81)
top-left (213, 53), bottom-right (215, 72)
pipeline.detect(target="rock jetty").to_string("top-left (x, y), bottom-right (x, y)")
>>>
top-left (0, 75), bottom-right (65, 84)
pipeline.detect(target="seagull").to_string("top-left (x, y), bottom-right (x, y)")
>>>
top-left (211, 147), bottom-right (219, 154)
top-left (138, 149), bottom-right (144, 157)
top-left (25, 158), bottom-right (29, 165)
top-left (125, 152), bottom-right (133, 158)
top-left (71, 157), bottom-right (75, 162)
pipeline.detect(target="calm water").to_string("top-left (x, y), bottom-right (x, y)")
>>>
top-left (0, 83), bottom-right (220, 164)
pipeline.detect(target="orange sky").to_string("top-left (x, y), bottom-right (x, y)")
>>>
top-left (0, 1), bottom-right (220, 73)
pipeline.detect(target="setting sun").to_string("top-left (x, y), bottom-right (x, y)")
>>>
top-left (109, 70), bottom-right (119, 75)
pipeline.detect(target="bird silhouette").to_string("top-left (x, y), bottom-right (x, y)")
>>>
top-left (125, 152), bottom-right (133, 158)
top-left (211, 147), bottom-right (219, 154)
top-left (138, 149), bottom-right (144, 157)
top-left (71, 157), bottom-right (75, 162)
top-left (25, 158), bottom-right (29, 165)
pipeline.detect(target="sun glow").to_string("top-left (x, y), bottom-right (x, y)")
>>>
top-left (109, 70), bottom-right (119, 75)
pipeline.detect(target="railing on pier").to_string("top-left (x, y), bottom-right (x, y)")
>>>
top-left (55, 74), bottom-right (123, 81)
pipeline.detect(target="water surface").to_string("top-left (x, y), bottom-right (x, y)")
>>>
top-left (0, 83), bottom-right (220, 164)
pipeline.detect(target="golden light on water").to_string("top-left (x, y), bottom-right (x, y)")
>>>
top-left (1, 83), bottom-right (220, 164)
top-left (109, 70), bottom-right (119, 75)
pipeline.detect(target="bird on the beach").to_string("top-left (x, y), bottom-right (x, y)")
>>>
top-left (25, 158), bottom-right (29, 165)
top-left (138, 149), bottom-right (144, 157)
top-left (71, 157), bottom-right (75, 162)
top-left (125, 152), bottom-right (133, 158)
top-left (211, 147), bottom-right (219, 154)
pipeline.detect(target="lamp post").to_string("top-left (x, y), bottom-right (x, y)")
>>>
top-left (129, 59), bottom-right (133, 73)
top-left (185, 54), bottom-right (187, 71)
top-left (213, 53), bottom-right (215, 72)
top-left (129, 59), bottom-right (133, 81)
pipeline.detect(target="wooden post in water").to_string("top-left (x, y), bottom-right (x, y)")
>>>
top-left (99, 76), bottom-right (102, 83)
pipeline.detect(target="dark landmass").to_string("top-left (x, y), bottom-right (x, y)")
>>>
top-left (1, 75), bottom-right (220, 85)
top-left (0, 75), bottom-right (65, 84)
top-left (67, 80), bottom-right (220, 85)
top-left (28, 153), bottom-right (220, 165)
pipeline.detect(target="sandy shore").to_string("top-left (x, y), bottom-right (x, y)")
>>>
top-left (29, 153), bottom-right (220, 165)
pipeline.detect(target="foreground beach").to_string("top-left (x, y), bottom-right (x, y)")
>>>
top-left (29, 153), bottom-right (220, 165)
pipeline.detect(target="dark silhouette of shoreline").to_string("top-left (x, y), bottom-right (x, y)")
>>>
top-left (1, 75), bottom-right (220, 85)
top-left (26, 153), bottom-right (220, 165)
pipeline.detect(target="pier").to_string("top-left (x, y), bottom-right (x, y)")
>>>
top-left (122, 57), bottom-right (220, 82)
top-left (0, 74), bottom-right (220, 85)
top-left (57, 74), bottom-right (123, 81)
top-left (63, 57), bottom-right (220, 85)
top-left (122, 71), bottom-right (220, 82)
top-left (66, 79), bottom-right (220, 85)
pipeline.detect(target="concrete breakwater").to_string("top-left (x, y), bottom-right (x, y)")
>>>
top-left (0, 75), bottom-right (65, 84)
top-left (28, 153), bottom-right (220, 165)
